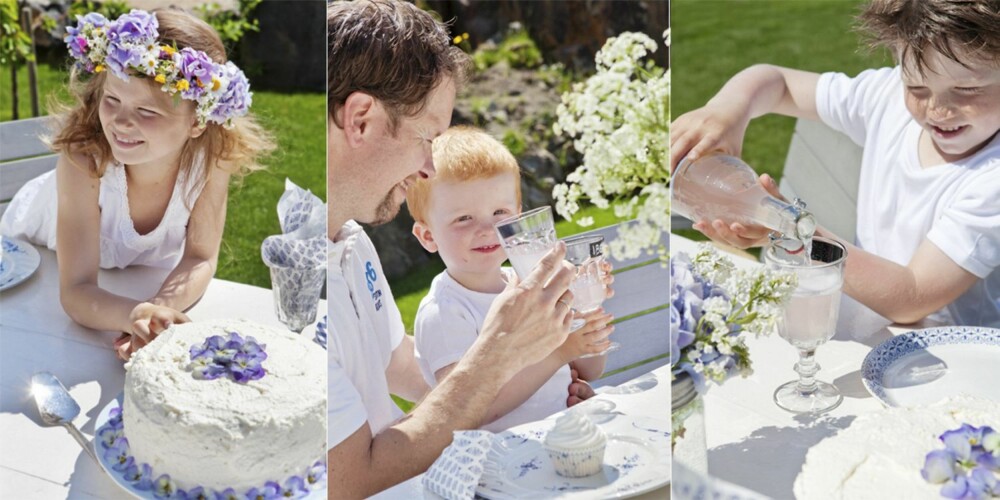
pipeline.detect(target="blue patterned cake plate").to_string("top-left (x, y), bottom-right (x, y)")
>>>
top-left (0, 236), bottom-right (40, 292)
top-left (94, 393), bottom-right (327, 499)
top-left (476, 414), bottom-right (670, 499)
top-left (861, 326), bottom-right (1000, 407)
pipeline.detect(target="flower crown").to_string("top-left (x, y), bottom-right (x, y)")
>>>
top-left (64, 10), bottom-right (251, 128)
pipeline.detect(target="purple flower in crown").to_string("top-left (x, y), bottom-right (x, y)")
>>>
top-left (207, 62), bottom-right (252, 126)
top-left (65, 13), bottom-right (109, 60)
top-left (106, 9), bottom-right (159, 45)
top-left (175, 47), bottom-right (216, 100)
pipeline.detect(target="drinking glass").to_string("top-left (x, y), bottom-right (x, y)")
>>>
top-left (495, 206), bottom-right (558, 280)
top-left (563, 234), bottom-right (619, 356)
top-left (764, 237), bottom-right (847, 414)
top-left (267, 266), bottom-right (325, 333)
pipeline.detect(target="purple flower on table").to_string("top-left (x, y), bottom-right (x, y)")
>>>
top-left (280, 476), bottom-right (309, 498)
top-left (124, 463), bottom-right (154, 490)
top-left (153, 474), bottom-right (177, 498)
top-left (104, 440), bottom-right (133, 472)
top-left (307, 460), bottom-right (326, 485)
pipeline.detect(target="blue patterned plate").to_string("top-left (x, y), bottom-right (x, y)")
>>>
top-left (861, 326), bottom-right (1000, 407)
top-left (476, 414), bottom-right (670, 499)
top-left (94, 393), bottom-right (327, 499)
top-left (0, 236), bottom-right (40, 292)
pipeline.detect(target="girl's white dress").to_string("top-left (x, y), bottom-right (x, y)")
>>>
top-left (0, 158), bottom-right (205, 269)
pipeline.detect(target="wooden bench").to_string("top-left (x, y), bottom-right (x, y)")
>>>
top-left (778, 119), bottom-right (863, 243)
top-left (1, 117), bottom-right (57, 218)
top-left (582, 222), bottom-right (670, 388)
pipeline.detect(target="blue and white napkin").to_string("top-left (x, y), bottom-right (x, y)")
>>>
top-left (422, 430), bottom-right (495, 500)
top-left (261, 180), bottom-right (327, 331)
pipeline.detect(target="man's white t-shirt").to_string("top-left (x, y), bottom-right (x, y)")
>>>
top-left (328, 221), bottom-right (406, 448)
top-left (816, 67), bottom-right (1000, 326)
top-left (414, 270), bottom-right (570, 432)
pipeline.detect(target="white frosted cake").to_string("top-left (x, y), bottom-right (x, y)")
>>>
top-left (120, 319), bottom-right (326, 493)
top-left (794, 396), bottom-right (1000, 499)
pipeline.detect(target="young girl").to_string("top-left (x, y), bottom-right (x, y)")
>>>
top-left (0, 9), bottom-right (274, 359)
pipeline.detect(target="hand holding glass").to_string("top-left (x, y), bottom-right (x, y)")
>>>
top-left (563, 234), bottom-right (618, 356)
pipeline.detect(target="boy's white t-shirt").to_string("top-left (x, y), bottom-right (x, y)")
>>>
top-left (414, 270), bottom-right (570, 432)
top-left (327, 221), bottom-right (406, 448)
top-left (816, 66), bottom-right (1000, 326)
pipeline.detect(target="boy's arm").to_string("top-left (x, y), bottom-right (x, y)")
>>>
top-left (386, 334), bottom-right (432, 403)
top-left (569, 355), bottom-right (605, 382)
top-left (671, 64), bottom-right (821, 170)
top-left (817, 228), bottom-right (979, 324)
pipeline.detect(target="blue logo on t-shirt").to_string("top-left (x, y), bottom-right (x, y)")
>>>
top-left (365, 261), bottom-right (383, 311)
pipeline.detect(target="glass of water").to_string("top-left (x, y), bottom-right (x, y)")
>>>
top-left (495, 206), bottom-right (558, 280)
top-left (765, 237), bottom-right (848, 414)
top-left (563, 234), bottom-right (619, 356)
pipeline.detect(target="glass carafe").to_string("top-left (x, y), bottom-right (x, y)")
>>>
top-left (673, 153), bottom-right (816, 243)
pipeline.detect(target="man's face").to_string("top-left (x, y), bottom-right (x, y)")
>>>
top-left (902, 50), bottom-right (1000, 162)
top-left (365, 78), bottom-right (456, 226)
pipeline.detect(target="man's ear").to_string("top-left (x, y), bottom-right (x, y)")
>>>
top-left (341, 91), bottom-right (377, 148)
top-left (412, 220), bottom-right (438, 253)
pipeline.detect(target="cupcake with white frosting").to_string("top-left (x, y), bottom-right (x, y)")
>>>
top-left (544, 412), bottom-right (607, 477)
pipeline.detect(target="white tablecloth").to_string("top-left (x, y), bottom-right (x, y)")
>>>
top-left (671, 235), bottom-right (943, 499)
top-left (0, 246), bottom-right (325, 499)
top-left (375, 365), bottom-right (672, 500)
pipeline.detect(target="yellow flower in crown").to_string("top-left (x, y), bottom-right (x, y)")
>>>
top-left (154, 74), bottom-right (166, 84)
top-left (175, 80), bottom-right (190, 91)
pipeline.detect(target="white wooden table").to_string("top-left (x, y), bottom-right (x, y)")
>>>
top-left (373, 364), bottom-right (672, 500)
top-left (0, 246), bottom-right (325, 499)
top-left (671, 235), bottom-right (942, 499)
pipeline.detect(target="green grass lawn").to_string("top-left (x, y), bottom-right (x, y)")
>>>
top-left (0, 62), bottom-right (325, 287)
top-left (671, 0), bottom-right (891, 186)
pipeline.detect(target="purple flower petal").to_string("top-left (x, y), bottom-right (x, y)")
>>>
top-left (922, 449), bottom-right (958, 484)
top-left (940, 475), bottom-right (970, 499)
top-left (153, 474), bottom-right (176, 498)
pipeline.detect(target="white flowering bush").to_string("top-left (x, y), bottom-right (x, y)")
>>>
top-left (671, 245), bottom-right (797, 392)
top-left (553, 30), bottom-right (670, 261)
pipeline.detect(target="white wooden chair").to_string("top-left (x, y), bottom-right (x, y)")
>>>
top-left (1, 117), bottom-right (57, 218)
top-left (583, 222), bottom-right (670, 388)
top-left (778, 119), bottom-right (863, 243)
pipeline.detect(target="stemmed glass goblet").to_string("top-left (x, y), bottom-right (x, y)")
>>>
top-left (765, 237), bottom-right (848, 414)
top-left (563, 234), bottom-right (619, 357)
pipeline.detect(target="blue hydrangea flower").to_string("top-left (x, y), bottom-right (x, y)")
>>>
top-left (307, 460), bottom-right (326, 485)
top-left (208, 62), bottom-right (252, 126)
top-left (153, 474), bottom-right (176, 498)
top-left (280, 476), bottom-right (308, 499)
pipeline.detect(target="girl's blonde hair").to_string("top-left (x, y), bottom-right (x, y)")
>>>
top-left (49, 9), bottom-right (275, 199)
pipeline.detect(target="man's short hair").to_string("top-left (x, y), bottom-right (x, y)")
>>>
top-left (327, 0), bottom-right (471, 134)
top-left (406, 126), bottom-right (522, 223)
top-left (857, 0), bottom-right (1000, 74)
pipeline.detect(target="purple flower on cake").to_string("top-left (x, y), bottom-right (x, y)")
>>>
top-left (188, 331), bottom-right (268, 383)
top-left (104, 440), bottom-right (133, 472)
top-left (307, 460), bottom-right (326, 485)
top-left (280, 476), bottom-right (309, 499)
top-left (229, 352), bottom-right (265, 383)
top-left (184, 487), bottom-right (210, 500)
top-left (152, 474), bottom-right (176, 498)
top-left (108, 406), bottom-right (124, 428)
top-left (98, 425), bottom-right (124, 449)
top-left (124, 463), bottom-right (154, 490)
top-left (211, 487), bottom-right (240, 500)
top-left (923, 424), bottom-right (1000, 499)
top-left (246, 481), bottom-right (282, 500)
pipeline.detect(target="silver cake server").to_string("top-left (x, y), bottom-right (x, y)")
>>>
top-left (31, 372), bottom-right (100, 466)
